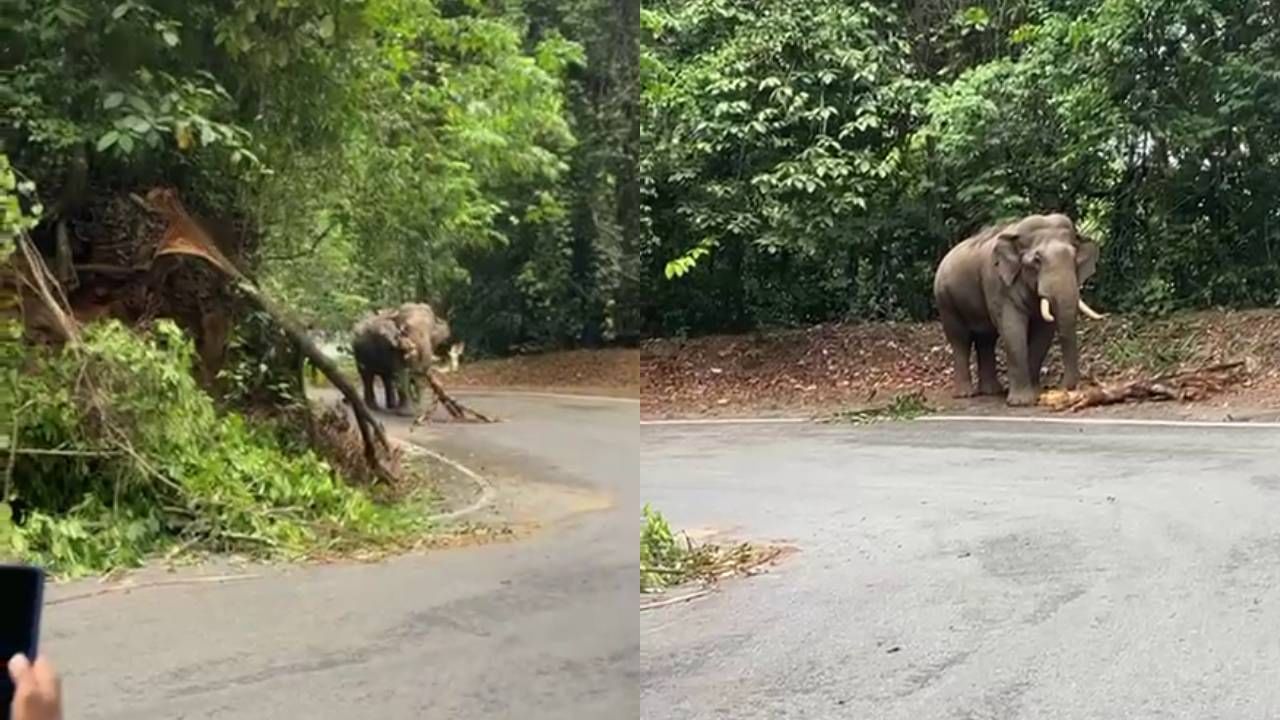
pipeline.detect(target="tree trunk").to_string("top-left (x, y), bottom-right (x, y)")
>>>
top-left (230, 278), bottom-right (392, 479)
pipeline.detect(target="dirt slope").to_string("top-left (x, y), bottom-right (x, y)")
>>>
top-left (447, 347), bottom-right (639, 398)
top-left (642, 310), bottom-right (1280, 421)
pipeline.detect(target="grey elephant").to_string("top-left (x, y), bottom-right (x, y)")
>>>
top-left (351, 303), bottom-right (452, 411)
top-left (933, 213), bottom-right (1105, 406)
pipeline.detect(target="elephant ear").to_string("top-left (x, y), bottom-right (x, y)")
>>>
top-left (1076, 240), bottom-right (1100, 285)
top-left (993, 231), bottom-right (1022, 286)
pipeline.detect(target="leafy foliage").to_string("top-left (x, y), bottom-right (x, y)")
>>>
top-left (640, 503), bottom-right (682, 590)
top-left (2, 320), bottom-right (421, 576)
top-left (819, 390), bottom-right (934, 424)
top-left (3, 0), bottom-right (634, 355)
top-left (640, 503), bottom-right (777, 592)
top-left (644, 0), bottom-right (1280, 335)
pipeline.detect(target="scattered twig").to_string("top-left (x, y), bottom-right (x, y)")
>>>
top-left (14, 233), bottom-right (79, 344)
top-left (640, 589), bottom-right (712, 611)
top-left (412, 370), bottom-right (497, 426)
top-left (10, 447), bottom-right (124, 457)
top-left (259, 222), bottom-right (336, 263)
top-left (45, 573), bottom-right (261, 606)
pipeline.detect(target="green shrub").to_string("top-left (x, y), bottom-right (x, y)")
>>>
top-left (641, 503), bottom-right (687, 591)
top-left (1, 319), bottom-right (421, 576)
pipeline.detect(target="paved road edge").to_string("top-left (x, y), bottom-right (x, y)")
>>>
top-left (396, 440), bottom-right (496, 522)
top-left (641, 415), bottom-right (1280, 429)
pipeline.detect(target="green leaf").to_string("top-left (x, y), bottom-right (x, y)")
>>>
top-left (317, 15), bottom-right (335, 40)
top-left (111, 2), bottom-right (131, 20)
top-left (123, 116), bottom-right (151, 133)
top-left (959, 6), bottom-right (990, 26)
top-left (127, 96), bottom-right (154, 115)
top-left (162, 29), bottom-right (180, 47)
top-left (103, 92), bottom-right (125, 110)
top-left (118, 134), bottom-right (135, 153)
top-left (96, 131), bottom-right (121, 151)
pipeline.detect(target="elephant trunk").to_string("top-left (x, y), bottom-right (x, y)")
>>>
top-left (1044, 280), bottom-right (1082, 389)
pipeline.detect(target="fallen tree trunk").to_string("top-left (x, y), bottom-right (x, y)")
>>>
top-left (231, 278), bottom-right (392, 474)
top-left (140, 189), bottom-right (394, 480)
top-left (1040, 361), bottom-right (1247, 412)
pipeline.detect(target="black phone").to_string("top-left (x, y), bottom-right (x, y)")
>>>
top-left (0, 564), bottom-right (45, 719)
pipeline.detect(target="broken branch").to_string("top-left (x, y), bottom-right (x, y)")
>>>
top-left (1040, 361), bottom-right (1248, 412)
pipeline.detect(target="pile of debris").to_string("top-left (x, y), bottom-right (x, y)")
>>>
top-left (1039, 362), bottom-right (1249, 412)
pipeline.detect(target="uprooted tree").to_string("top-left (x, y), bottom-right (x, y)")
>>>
top-left (10, 187), bottom-right (496, 479)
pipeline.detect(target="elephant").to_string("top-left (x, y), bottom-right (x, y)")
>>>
top-left (351, 303), bottom-right (453, 411)
top-left (933, 213), bottom-right (1105, 406)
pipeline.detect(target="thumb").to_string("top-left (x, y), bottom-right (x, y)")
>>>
top-left (8, 653), bottom-right (31, 683)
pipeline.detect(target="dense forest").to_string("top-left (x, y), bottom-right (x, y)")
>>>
top-left (0, 0), bottom-right (636, 573)
top-left (3, 0), bottom-right (638, 354)
top-left (641, 0), bottom-right (1280, 336)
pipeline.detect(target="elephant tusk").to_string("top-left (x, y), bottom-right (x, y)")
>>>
top-left (1077, 298), bottom-right (1106, 320)
top-left (1039, 297), bottom-right (1055, 323)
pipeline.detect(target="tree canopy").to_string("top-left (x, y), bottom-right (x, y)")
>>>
top-left (2, 0), bottom-right (637, 353)
top-left (642, 0), bottom-right (1280, 335)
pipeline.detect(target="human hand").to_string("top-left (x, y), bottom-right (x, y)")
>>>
top-left (8, 654), bottom-right (62, 720)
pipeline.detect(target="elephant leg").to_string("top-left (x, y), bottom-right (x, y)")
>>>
top-left (1028, 323), bottom-right (1055, 389)
top-left (974, 334), bottom-right (1002, 396)
top-left (359, 368), bottom-right (379, 410)
top-left (939, 307), bottom-right (975, 397)
top-left (382, 374), bottom-right (399, 410)
top-left (999, 309), bottom-right (1036, 406)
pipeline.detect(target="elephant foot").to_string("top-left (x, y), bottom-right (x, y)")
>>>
top-left (1005, 387), bottom-right (1039, 407)
top-left (951, 384), bottom-right (977, 399)
top-left (977, 383), bottom-right (1003, 397)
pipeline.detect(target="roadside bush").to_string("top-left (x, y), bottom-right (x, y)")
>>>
top-left (1, 319), bottom-right (421, 576)
top-left (641, 503), bottom-right (684, 591)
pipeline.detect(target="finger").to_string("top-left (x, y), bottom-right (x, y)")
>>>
top-left (31, 657), bottom-right (60, 694)
top-left (8, 653), bottom-right (31, 683)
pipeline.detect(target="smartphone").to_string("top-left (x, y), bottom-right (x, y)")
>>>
top-left (0, 565), bottom-right (45, 719)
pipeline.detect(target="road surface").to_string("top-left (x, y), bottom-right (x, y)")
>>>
top-left (44, 392), bottom-right (638, 719)
top-left (641, 418), bottom-right (1280, 719)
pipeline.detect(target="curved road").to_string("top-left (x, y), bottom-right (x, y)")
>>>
top-left (642, 418), bottom-right (1280, 719)
top-left (43, 392), bottom-right (638, 719)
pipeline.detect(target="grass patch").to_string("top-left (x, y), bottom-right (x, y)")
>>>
top-left (819, 390), bottom-right (934, 424)
top-left (641, 504), bottom-right (779, 592)
top-left (2, 319), bottom-right (427, 577)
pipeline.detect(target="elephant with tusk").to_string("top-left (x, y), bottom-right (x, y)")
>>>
top-left (351, 302), bottom-right (457, 412)
top-left (933, 213), bottom-right (1105, 406)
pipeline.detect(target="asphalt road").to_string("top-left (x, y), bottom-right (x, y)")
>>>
top-left (42, 392), bottom-right (638, 720)
top-left (641, 418), bottom-right (1280, 719)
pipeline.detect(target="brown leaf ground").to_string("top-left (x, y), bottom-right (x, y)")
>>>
top-left (447, 347), bottom-right (639, 398)
top-left (641, 309), bottom-right (1280, 421)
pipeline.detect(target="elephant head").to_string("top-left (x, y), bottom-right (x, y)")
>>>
top-left (992, 213), bottom-right (1102, 388)
top-left (394, 303), bottom-right (451, 370)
